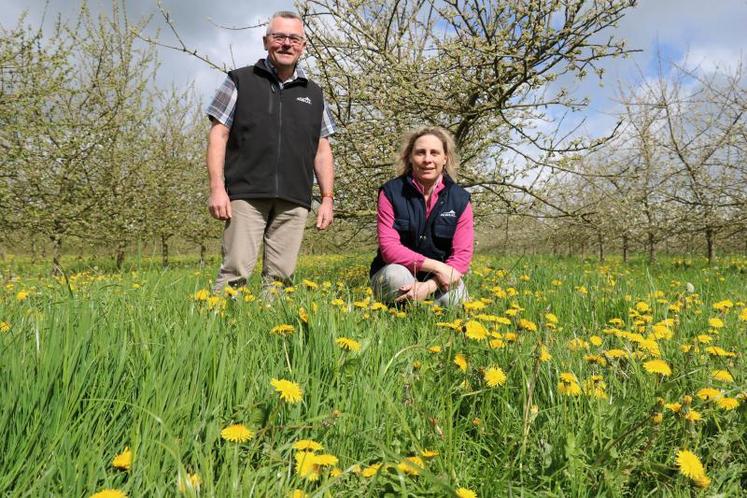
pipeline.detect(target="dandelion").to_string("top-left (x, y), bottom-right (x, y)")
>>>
top-left (558, 372), bottom-right (581, 396)
top-left (428, 345), bottom-right (442, 353)
top-left (675, 449), bottom-right (709, 487)
top-left (193, 289), bottom-right (210, 301)
top-left (683, 410), bottom-right (702, 422)
top-left (463, 300), bottom-right (487, 312)
top-left (584, 375), bottom-right (608, 399)
top-left (397, 456), bottom-right (425, 476)
top-left (289, 490), bottom-right (308, 498)
top-left (651, 412), bottom-right (663, 424)
top-left (712, 370), bottom-right (734, 383)
top-left (220, 423), bottom-right (254, 443)
top-left (421, 449), bottom-right (439, 458)
top-left (271, 378), bottom-right (303, 404)
top-left (111, 447), bottom-right (132, 471)
top-left (298, 307), bottom-right (309, 323)
top-left (303, 279), bottom-right (318, 289)
top-left (712, 299), bottom-right (733, 312)
top-left (16, 290), bottom-right (29, 302)
top-left (456, 488), bottom-right (477, 498)
top-left (270, 324), bottom-right (295, 336)
top-left (0, 321), bottom-right (10, 333)
top-left (361, 463), bottom-right (383, 478)
top-left (517, 318), bottom-right (537, 332)
top-left (696, 388), bottom-right (722, 401)
top-left (293, 439), bottom-right (324, 451)
top-left (643, 359), bottom-right (671, 377)
top-left (604, 349), bottom-right (628, 359)
top-left (90, 490), bottom-right (127, 498)
top-left (539, 345), bottom-right (552, 362)
top-left (705, 346), bottom-right (737, 357)
top-left (707, 317), bottom-right (724, 329)
top-left (177, 472), bottom-right (202, 493)
top-left (717, 397), bottom-right (739, 410)
top-left (739, 307), bottom-right (747, 321)
top-left (664, 402), bottom-right (682, 413)
top-left (454, 354), bottom-right (468, 372)
top-left (484, 367), bottom-right (507, 387)
top-left (336, 337), bottom-right (361, 352)
top-left (463, 320), bottom-right (488, 341)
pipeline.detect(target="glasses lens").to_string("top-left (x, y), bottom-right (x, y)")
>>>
top-left (270, 33), bottom-right (304, 44)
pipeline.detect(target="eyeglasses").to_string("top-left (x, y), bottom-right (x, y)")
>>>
top-left (267, 33), bottom-right (306, 45)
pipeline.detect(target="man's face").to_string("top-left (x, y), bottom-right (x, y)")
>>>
top-left (263, 17), bottom-right (306, 71)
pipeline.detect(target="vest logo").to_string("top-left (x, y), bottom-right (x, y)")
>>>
top-left (440, 210), bottom-right (456, 218)
top-left (296, 96), bottom-right (312, 105)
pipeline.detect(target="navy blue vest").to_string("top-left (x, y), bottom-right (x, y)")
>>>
top-left (370, 174), bottom-right (470, 279)
top-left (224, 59), bottom-right (324, 209)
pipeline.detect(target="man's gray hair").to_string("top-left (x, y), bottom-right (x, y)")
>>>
top-left (266, 11), bottom-right (304, 34)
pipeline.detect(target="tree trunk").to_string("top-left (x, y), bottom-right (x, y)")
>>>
top-left (705, 227), bottom-right (714, 265)
top-left (115, 241), bottom-right (126, 270)
top-left (51, 233), bottom-right (63, 275)
top-left (622, 234), bottom-right (629, 263)
top-left (199, 242), bottom-right (206, 267)
top-left (647, 231), bottom-right (655, 264)
top-left (161, 234), bottom-right (169, 268)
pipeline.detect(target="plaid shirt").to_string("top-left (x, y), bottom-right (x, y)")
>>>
top-left (206, 60), bottom-right (336, 138)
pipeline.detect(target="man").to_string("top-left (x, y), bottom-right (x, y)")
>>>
top-left (206, 11), bottom-right (335, 294)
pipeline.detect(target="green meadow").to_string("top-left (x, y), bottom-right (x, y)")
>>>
top-left (1, 254), bottom-right (745, 497)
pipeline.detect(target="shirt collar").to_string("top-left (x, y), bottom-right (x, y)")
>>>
top-left (262, 57), bottom-right (306, 84)
top-left (409, 174), bottom-right (444, 196)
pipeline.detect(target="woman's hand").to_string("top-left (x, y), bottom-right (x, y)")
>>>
top-left (430, 262), bottom-right (462, 291)
top-left (395, 279), bottom-right (438, 303)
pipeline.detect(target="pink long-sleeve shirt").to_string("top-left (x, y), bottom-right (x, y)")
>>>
top-left (376, 176), bottom-right (474, 274)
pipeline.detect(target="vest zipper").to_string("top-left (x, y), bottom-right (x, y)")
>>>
top-left (275, 85), bottom-right (282, 197)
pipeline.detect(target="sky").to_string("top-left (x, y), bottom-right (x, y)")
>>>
top-left (2, 0), bottom-right (746, 136)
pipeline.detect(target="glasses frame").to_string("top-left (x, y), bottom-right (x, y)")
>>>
top-left (267, 32), bottom-right (306, 46)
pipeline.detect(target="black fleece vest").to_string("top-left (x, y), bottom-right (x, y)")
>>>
top-left (224, 60), bottom-right (324, 209)
top-left (370, 175), bottom-right (470, 279)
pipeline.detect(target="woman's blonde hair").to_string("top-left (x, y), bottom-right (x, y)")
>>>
top-left (395, 126), bottom-right (460, 179)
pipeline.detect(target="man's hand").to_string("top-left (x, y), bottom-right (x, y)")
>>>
top-left (395, 279), bottom-right (437, 303)
top-left (316, 197), bottom-right (334, 230)
top-left (209, 188), bottom-right (232, 220)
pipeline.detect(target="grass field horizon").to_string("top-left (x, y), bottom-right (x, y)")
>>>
top-left (1, 254), bottom-right (745, 497)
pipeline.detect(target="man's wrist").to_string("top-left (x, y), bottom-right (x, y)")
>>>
top-left (321, 192), bottom-right (334, 201)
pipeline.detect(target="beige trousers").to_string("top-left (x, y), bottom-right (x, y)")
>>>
top-left (213, 199), bottom-right (309, 292)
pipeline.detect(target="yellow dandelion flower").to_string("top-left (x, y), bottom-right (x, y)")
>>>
top-left (456, 488), bottom-right (477, 498)
top-left (298, 307), bottom-right (309, 323)
top-left (707, 317), bottom-right (724, 329)
top-left (551, 279), bottom-right (563, 286)
top-left (454, 354), bottom-right (468, 373)
top-left (289, 490), bottom-right (308, 498)
top-left (463, 320), bottom-right (488, 341)
top-left (696, 387), bottom-right (722, 401)
top-left (220, 423), bottom-right (254, 443)
top-left (739, 307), bottom-right (747, 321)
top-left (271, 378), bottom-right (303, 404)
top-left (193, 289), bottom-right (210, 301)
top-left (16, 290), bottom-right (29, 302)
top-left (489, 338), bottom-right (505, 349)
top-left (111, 447), bottom-right (132, 471)
top-left (583, 354), bottom-right (607, 367)
top-left (397, 456), bottom-right (425, 476)
top-left (270, 324), bottom-right (295, 336)
top-left (683, 410), bottom-right (702, 422)
top-left (634, 301), bottom-right (651, 313)
top-left (651, 412), bottom-right (663, 424)
top-left (517, 318), bottom-right (538, 332)
top-left (643, 359), bottom-right (671, 377)
top-left (295, 451), bottom-right (321, 481)
top-left (0, 321), bottom-right (10, 333)
top-left (463, 300), bottom-right (487, 312)
top-left (484, 367), bottom-right (507, 387)
top-left (545, 312), bottom-right (559, 325)
top-left (651, 324), bottom-right (673, 340)
top-left (558, 381), bottom-right (581, 396)
top-left (567, 338), bottom-right (589, 351)
top-left (712, 299), bottom-right (733, 312)
top-left (604, 349), bottom-right (628, 359)
top-left (589, 335), bottom-right (603, 346)
top-left (712, 370), bottom-right (734, 383)
top-left (539, 345), bottom-right (552, 362)
top-left (90, 489), bottom-right (127, 498)
top-left (716, 397), bottom-right (739, 410)
top-left (302, 279), bottom-right (318, 289)
top-left (313, 454), bottom-right (339, 466)
top-left (436, 319), bottom-right (463, 331)
top-left (421, 449), bottom-right (439, 458)
top-left (638, 339), bottom-right (661, 357)
top-left (330, 467), bottom-right (343, 477)
top-left (664, 402), bottom-right (682, 413)
top-left (428, 345), bottom-right (442, 353)
top-left (293, 439), bottom-right (324, 451)
top-left (177, 472), bottom-right (202, 493)
top-left (697, 334), bottom-right (712, 344)
top-left (675, 449), bottom-right (708, 485)
top-left (336, 337), bottom-right (361, 352)
top-left (705, 346), bottom-right (736, 357)
top-left (361, 463), bottom-right (383, 478)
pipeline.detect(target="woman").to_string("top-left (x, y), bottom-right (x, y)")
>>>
top-left (370, 126), bottom-right (473, 307)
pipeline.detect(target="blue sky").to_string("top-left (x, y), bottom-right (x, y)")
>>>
top-left (2, 0), bottom-right (745, 137)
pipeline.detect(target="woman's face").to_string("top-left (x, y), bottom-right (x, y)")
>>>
top-left (409, 134), bottom-right (446, 186)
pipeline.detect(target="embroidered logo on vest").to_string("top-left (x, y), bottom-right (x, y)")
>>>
top-left (440, 210), bottom-right (457, 218)
top-left (296, 96), bottom-right (312, 105)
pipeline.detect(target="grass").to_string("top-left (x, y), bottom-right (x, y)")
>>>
top-left (0, 253), bottom-right (745, 497)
